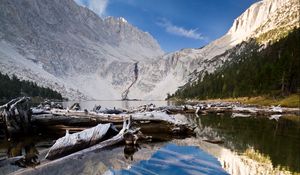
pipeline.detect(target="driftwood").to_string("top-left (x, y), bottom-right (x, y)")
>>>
top-left (36, 100), bottom-right (63, 111)
top-left (0, 97), bottom-right (31, 138)
top-left (92, 105), bottom-right (124, 114)
top-left (154, 103), bottom-right (300, 116)
top-left (31, 110), bottom-right (196, 136)
top-left (69, 103), bottom-right (81, 111)
top-left (30, 102), bottom-right (299, 131)
top-left (45, 123), bottom-right (118, 160)
top-left (2, 99), bottom-right (298, 174)
top-left (203, 139), bottom-right (224, 144)
top-left (12, 118), bottom-right (132, 175)
top-left (123, 127), bottom-right (151, 145)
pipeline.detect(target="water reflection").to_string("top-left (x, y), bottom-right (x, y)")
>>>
top-left (1, 100), bottom-right (299, 174)
top-left (12, 143), bottom-right (40, 168)
top-left (62, 100), bottom-right (175, 110)
top-left (112, 144), bottom-right (229, 175)
top-left (190, 113), bottom-right (300, 173)
top-left (4, 138), bottom-right (40, 168)
top-left (123, 144), bottom-right (140, 161)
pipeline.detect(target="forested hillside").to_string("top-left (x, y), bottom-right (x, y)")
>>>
top-left (169, 28), bottom-right (300, 100)
top-left (0, 73), bottom-right (63, 100)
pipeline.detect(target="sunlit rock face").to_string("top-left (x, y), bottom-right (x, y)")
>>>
top-left (0, 0), bottom-right (299, 100)
top-left (147, 0), bottom-right (300, 99)
top-left (229, 0), bottom-right (300, 42)
top-left (0, 0), bottom-right (163, 100)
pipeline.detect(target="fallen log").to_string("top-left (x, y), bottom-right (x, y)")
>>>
top-left (12, 118), bottom-right (132, 175)
top-left (47, 109), bottom-right (192, 124)
top-left (92, 105), bottom-right (124, 114)
top-left (35, 100), bottom-right (63, 111)
top-left (45, 123), bottom-right (118, 160)
top-left (31, 110), bottom-right (196, 136)
top-left (203, 139), bottom-right (224, 144)
top-left (231, 113), bottom-right (251, 118)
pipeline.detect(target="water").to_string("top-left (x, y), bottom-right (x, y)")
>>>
top-left (0, 101), bottom-right (299, 174)
top-left (192, 113), bottom-right (300, 173)
top-left (111, 144), bottom-right (229, 175)
top-left (62, 100), bottom-right (173, 110)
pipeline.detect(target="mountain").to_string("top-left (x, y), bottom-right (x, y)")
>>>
top-left (144, 0), bottom-right (300, 99)
top-left (0, 0), bottom-right (299, 100)
top-left (0, 0), bottom-right (163, 100)
top-left (170, 28), bottom-right (300, 100)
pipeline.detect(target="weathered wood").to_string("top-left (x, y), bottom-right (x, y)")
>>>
top-left (69, 103), bottom-right (81, 111)
top-left (123, 127), bottom-right (151, 145)
top-left (0, 97), bottom-right (31, 138)
top-left (92, 105), bottom-right (124, 114)
top-left (203, 139), bottom-right (224, 144)
top-left (158, 103), bottom-right (300, 116)
top-left (31, 110), bottom-right (196, 136)
top-left (12, 118), bottom-right (132, 175)
top-left (45, 123), bottom-right (118, 160)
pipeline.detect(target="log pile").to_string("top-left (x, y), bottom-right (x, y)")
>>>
top-left (143, 103), bottom-right (299, 116)
top-left (1, 97), bottom-right (299, 139)
top-left (6, 118), bottom-right (133, 171)
top-left (30, 109), bottom-right (196, 137)
top-left (0, 97), bottom-right (196, 140)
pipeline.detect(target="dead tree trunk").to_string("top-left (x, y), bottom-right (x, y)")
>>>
top-left (0, 97), bottom-right (31, 138)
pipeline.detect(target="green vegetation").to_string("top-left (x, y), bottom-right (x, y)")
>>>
top-left (256, 26), bottom-right (295, 44)
top-left (243, 147), bottom-right (271, 164)
top-left (199, 94), bottom-right (299, 108)
top-left (0, 72), bottom-right (63, 101)
top-left (170, 28), bottom-right (300, 105)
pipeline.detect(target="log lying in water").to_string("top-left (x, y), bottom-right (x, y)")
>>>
top-left (12, 118), bottom-right (132, 174)
top-left (31, 110), bottom-right (196, 135)
top-left (160, 103), bottom-right (300, 116)
top-left (45, 123), bottom-right (118, 160)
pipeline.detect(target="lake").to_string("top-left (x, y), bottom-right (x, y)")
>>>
top-left (0, 101), bottom-right (299, 175)
top-left (62, 100), bottom-right (174, 110)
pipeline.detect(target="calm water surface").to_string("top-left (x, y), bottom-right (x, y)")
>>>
top-left (0, 101), bottom-right (299, 174)
top-left (62, 100), bottom-right (173, 110)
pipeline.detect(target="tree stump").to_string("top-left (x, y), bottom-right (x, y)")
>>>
top-left (0, 97), bottom-right (31, 139)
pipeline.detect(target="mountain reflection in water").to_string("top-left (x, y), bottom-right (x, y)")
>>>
top-left (110, 143), bottom-right (229, 175)
top-left (191, 113), bottom-right (300, 173)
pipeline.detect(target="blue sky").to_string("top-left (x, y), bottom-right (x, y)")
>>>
top-left (74, 0), bottom-right (258, 53)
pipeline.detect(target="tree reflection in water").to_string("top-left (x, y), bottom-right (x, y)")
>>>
top-left (7, 139), bottom-right (40, 168)
top-left (124, 144), bottom-right (140, 161)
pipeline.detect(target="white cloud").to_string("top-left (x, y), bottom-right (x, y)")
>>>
top-left (74, 0), bottom-right (109, 17)
top-left (157, 19), bottom-right (204, 40)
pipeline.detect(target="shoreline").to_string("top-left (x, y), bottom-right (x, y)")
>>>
top-left (171, 94), bottom-right (300, 109)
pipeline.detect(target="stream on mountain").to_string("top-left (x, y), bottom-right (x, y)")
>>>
top-left (0, 101), bottom-right (299, 175)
